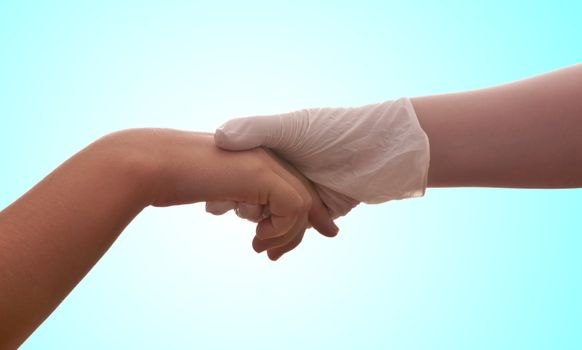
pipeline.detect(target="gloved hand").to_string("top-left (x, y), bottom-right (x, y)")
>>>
top-left (207, 97), bottom-right (430, 221)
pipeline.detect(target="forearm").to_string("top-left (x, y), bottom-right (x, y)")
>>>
top-left (0, 128), bottom-right (332, 347)
top-left (0, 133), bottom-right (154, 348)
top-left (412, 64), bottom-right (582, 188)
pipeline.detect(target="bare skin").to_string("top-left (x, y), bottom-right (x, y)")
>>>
top-left (412, 64), bottom-right (582, 188)
top-left (0, 129), bottom-right (337, 349)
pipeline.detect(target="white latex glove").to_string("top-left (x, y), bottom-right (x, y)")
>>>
top-left (207, 97), bottom-right (430, 220)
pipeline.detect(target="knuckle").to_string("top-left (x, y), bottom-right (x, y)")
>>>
top-left (303, 196), bottom-right (313, 211)
top-left (272, 231), bottom-right (296, 248)
top-left (293, 195), bottom-right (311, 215)
top-left (297, 233), bottom-right (305, 245)
top-left (289, 194), bottom-right (306, 215)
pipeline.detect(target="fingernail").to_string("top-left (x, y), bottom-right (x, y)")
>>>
top-left (328, 221), bottom-right (339, 236)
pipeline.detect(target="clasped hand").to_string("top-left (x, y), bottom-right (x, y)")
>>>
top-left (116, 129), bottom-right (340, 261)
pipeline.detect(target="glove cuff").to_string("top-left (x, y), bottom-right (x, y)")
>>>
top-left (303, 97), bottom-right (430, 204)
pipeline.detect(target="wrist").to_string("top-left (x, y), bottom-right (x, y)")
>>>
top-left (91, 129), bottom-right (164, 207)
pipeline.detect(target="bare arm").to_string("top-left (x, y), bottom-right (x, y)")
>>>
top-left (412, 64), bottom-right (582, 188)
top-left (0, 129), bottom-right (335, 348)
top-left (0, 132), bottom-right (152, 349)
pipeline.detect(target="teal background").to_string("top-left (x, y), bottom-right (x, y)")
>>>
top-left (1, 1), bottom-right (581, 349)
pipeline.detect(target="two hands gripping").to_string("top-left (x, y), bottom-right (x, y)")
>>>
top-left (206, 97), bottom-right (430, 260)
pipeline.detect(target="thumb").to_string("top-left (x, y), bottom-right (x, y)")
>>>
top-left (214, 114), bottom-right (284, 151)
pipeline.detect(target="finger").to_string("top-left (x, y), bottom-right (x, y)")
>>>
top-left (307, 195), bottom-right (339, 237)
top-left (235, 203), bottom-right (266, 223)
top-left (214, 115), bottom-right (284, 150)
top-left (253, 216), bottom-right (307, 253)
top-left (254, 214), bottom-right (307, 252)
top-left (254, 173), bottom-right (304, 239)
top-left (205, 201), bottom-right (237, 215)
top-left (253, 218), bottom-right (307, 253)
top-left (256, 214), bottom-right (297, 239)
top-left (266, 228), bottom-right (306, 261)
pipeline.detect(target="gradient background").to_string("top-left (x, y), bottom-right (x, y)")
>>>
top-left (1, 1), bottom-right (581, 349)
